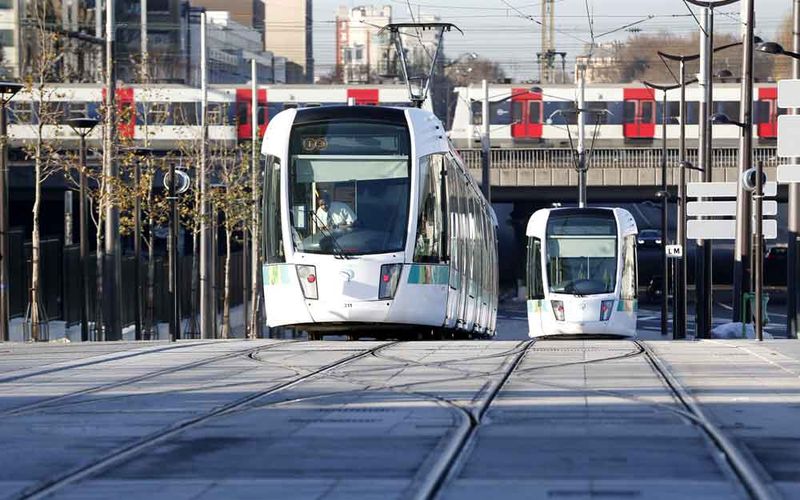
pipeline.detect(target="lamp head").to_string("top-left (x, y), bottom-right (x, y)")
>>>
top-left (0, 82), bottom-right (23, 101)
top-left (528, 86), bottom-right (543, 93)
top-left (715, 69), bottom-right (734, 79)
top-left (757, 41), bottom-right (784, 55)
top-left (68, 117), bottom-right (100, 133)
top-left (710, 113), bottom-right (733, 125)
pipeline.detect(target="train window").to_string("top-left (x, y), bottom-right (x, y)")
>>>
top-left (528, 101), bottom-right (542, 124)
top-left (207, 103), bottom-right (228, 125)
top-left (714, 101), bottom-right (740, 122)
top-left (586, 102), bottom-right (608, 125)
top-left (527, 237), bottom-right (544, 300)
top-left (263, 155), bottom-right (284, 263)
top-left (640, 101), bottom-right (654, 123)
top-left (414, 154), bottom-right (446, 263)
top-left (258, 104), bottom-right (269, 125)
top-left (67, 102), bottom-right (89, 120)
top-left (447, 158), bottom-right (461, 274)
top-left (173, 103), bottom-right (198, 126)
top-left (147, 102), bottom-right (170, 125)
top-left (623, 101), bottom-right (636, 124)
top-left (550, 102), bottom-right (577, 125)
top-left (288, 119), bottom-right (411, 256)
top-left (512, 101), bottom-right (523, 124)
top-left (621, 235), bottom-right (637, 300)
top-left (11, 101), bottom-right (33, 124)
top-left (237, 102), bottom-right (248, 125)
top-left (470, 100), bottom-right (482, 125)
top-left (283, 103), bottom-right (298, 110)
top-left (546, 211), bottom-right (617, 296)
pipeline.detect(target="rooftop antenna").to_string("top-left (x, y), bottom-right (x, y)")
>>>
top-left (379, 22), bottom-right (462, 108)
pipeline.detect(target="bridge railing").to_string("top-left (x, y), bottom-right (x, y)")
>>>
top-left (455, 147), bottom-right (781, 170)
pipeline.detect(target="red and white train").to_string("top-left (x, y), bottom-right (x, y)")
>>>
top-left (4, 82), bottom-right (782, 149)
top-left (448, 83), bottom-right (781, 148)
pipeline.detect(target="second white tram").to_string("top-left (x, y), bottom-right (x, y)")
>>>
top-left (526, 208), bottom-right (639, 338)
top-left (261, 105), bottom-right (498, 339)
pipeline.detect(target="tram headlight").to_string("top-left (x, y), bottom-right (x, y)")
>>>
top-left (600, 300), bottom-right (615, 321)
top-left (379, 264), bottom-right (403, 300)
top-left (551, 300), bottom-right (565, 321)
top-left (296, 265), bottom-right (318, 300)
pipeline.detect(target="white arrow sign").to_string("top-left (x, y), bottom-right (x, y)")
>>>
top-left (778, 79), bottom-right (800, 107)
top-left (687, 181), bottom-right (777, 198)
top-left (778, 115), bottom-right (800, 157)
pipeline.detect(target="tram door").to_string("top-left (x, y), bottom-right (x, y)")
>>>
top-left (623, 88), bottom-right (656, 139)
top-left (526, 236), bottom-right (545, 336)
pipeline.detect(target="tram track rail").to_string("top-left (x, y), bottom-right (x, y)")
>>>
top-left (0, 340), bottom-right (217, 385)
top-left (0, 342), bottom-right (302, 417)
top-left (14, 341), bottom-right (397, 500)
top-left (638, 340), bottom-right (775, 500)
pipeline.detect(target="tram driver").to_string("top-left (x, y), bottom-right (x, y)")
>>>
top-left (315, 192), bottom-right (356, 230)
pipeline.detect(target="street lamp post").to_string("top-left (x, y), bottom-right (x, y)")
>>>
top-left (0, 82), bottom-right (21, 343)
top-left (642, 81), bottom-right (682, 337)
top-left (68, 117), bottom-right (99, 342)
top-left (657, 52), bottom-right (697, 339)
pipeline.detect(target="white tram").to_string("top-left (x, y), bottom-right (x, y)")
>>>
top-left (525, 208), bottom-right (639, 338)
top-left (261, 105), bottom-right (498, 339)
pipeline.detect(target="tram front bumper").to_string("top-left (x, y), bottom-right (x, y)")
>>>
top-left (305, 299), bottom-right (393, 324)
top-left (538, 320), bottom-right (634, 337)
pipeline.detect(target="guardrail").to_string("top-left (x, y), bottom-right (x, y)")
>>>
top-left (456, 147), bottom-right (782, 170)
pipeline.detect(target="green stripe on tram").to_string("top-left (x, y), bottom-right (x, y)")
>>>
top-left (407, 264), bottom-right (449, 285)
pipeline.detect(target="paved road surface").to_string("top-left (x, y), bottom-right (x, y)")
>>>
top-left (1, 338), bottom-right (799, 499)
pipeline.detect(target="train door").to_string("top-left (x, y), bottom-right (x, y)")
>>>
top-left (623, 88), bottom-right (656, 139)
top-left (103, 88), bottom-right (135, 139)
top-left (511, 88), bottom-right (543, 140)
top-left (347, 88), bottom-right (379, 106)
top-left (236, 88), bottom-right (268, 141)
top-left (757, 87), bottom-right (779, 139)
top-left (465, 197), bottom-right (479, 331)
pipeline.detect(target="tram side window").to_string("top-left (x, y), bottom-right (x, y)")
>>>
top-left (621, 235), bottom-right (637, 300)
top-left (263, 155), bottom-right (284, 263)
top-left (414, 154), bottom-right (446, 263)
top-left (527, 237), bottom-right (544, 300)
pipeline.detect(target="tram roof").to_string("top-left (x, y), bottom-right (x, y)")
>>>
top-left (526, 207), bottom-right (638, 237)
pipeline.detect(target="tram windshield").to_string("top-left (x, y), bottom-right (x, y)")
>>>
top-left (546, 211), bottom-right (617, 295)
top-left (288, 119), bottom-right (411, 256)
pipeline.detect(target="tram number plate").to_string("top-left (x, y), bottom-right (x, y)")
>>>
top-left (666, 245), bottom-right (683, 258)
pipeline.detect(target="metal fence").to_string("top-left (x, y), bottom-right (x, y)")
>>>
top-left (7, 233), bottom-right (246, 328)
top-left (456, 146), bottom-right (782, 170)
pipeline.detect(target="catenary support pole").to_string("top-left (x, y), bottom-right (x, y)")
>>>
top-left (755, 160), bottom-right (764, 341)
top-left (79, 133), bottom-right (90, 341)
top-left (733, 0), bottom-right (755, 323)
top-left (676, 58), bottom-right (687, 340)
top-left (104, 0), bottom-right (122, 340)
top-left (661, 90), bottom-right (669, 336)
top-left (0, 99), bottom-right (9, 342)
top-left (481, 79), bottom-right (491, 201)
top-left (577, 65), bottom-right (587, 208)
top-left (199, 11), bottom-right (213, 339)
top-left (695, 7), bottom-right (710, 338)
top-left (788, 0), bottom-right (800, 339)
top-left (168, 161), bottom-right (179, 342)
top-left (250, 59), bottom-right (261, 339)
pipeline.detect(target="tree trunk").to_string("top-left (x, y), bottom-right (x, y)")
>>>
top-left (30, 137), bottom-right (42, 341)
top-left (221, 227), bottom-right (232, 338)
top-left (94, 203), bottom-right (104, 340)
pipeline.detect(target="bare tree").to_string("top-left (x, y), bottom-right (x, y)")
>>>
top-left (210, 144), bottom-right (250, 339)
top-left (21, 0), bottom-right (65, 341)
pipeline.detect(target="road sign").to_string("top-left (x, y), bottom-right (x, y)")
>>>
top-left (778, 115), bottom-right (800, 157)
top-left (778, 79), bottom-right (800, 107)
top-left (665, 245), bottom-right (683, 258)
top-left (687, 219), bottom-right (777, 240)
top-left (687, 181), bottom-right (777, 198)
top-left (687, 200), bottom-right (777, 216)
top-left (777, 165), bottom-right (800, 183)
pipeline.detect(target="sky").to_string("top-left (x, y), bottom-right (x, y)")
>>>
top-left (311, 0), bottom-right (792, 81)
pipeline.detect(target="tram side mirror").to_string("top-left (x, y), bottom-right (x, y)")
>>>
top-left (741, 168), bottom-right (766, 192)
